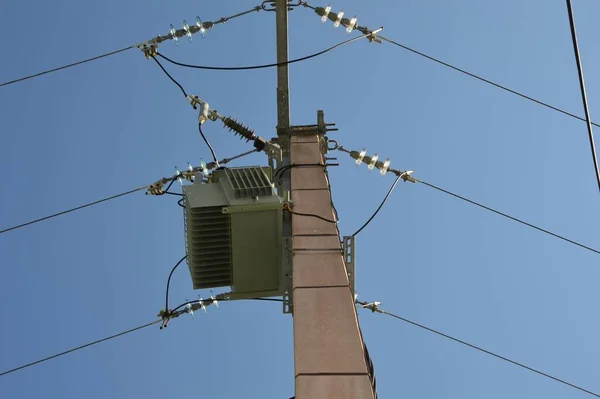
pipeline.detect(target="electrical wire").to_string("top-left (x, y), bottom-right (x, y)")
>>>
top-left (565, 0), bottom-right (600, 192)
top-left (352, 174), bottom-right (402, 237)
top-left (156, 31), bottom-right (376, 71)
top-left (198, 123), bottom-right (220, 166)
top-left (0, 4), bottom-right (267, 89)
top-left (274, 163), bottom-right (326, 179)
top-left (415, 179), bottom-right (600, 256)
top-left (375, 34), bottom-right (600, 129)
top-left (165, 255), bottom-right (188, 314)
top-left (0, 319), bottom-right (160, 377)
top-left (372, 307), bottom-right (600, 399)
top-left (0, 186), bottom-right (147, 235)
top-left (164, 179), bottom-right (176, 194)
top-left (151, 55), bottom-right (187, 97)
top-left (0, 47), bottom-right (133, 89)
top-left (285, 208), bottom-right (337, 224)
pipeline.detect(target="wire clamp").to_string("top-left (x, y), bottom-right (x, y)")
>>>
top-left (140, 44), bottom-right (158, 59)
top-left (146, 179), bottom-right (168, 195)
top-left (158, 309), bottom-right (173, 329)
top-left (355, 26), bottom-right (383, 44)
top-left (399, 170), bottom-right (416, 183)
top-left (356, 300), bottom-right (382, 313)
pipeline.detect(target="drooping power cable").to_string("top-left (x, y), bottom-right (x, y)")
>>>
top-left (0, 319), bottom-right (161, 377)
top-left (156, 31), bottom-right (380, 71)
top-left (352, 174), bottom-right (402, 237)
top-left (151, 55), bottom-right (187, 98)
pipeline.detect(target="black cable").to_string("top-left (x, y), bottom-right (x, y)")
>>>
top-left (0, 186), bottom-right (147, 235)
top-left (150, 55), bottom-right (187, 98)
top-left (164, 179), bottom-right (176, 194)
top-left (177, 198), bottom-right (185, 208)
top-left (198, 123), bottom-right (219, 166)
top-left (285, 208), bottom-right (337, 224)
top-left (416, 179), bottom-right (600, 255)
top-left (0, 46), bottom-right (132, 89)
top-left (165, 256), bottom-right (188, 314)
top-left (565, 0), bottom-right (600, 192)
top-left (377, 34), bottom-right (600, 129)
top-left (274, 163), bottom-right (326, 179)
top-left (155, 32), bottom-right (374, 71)
top-left (162, 192), bottom-right (183, 197)
top-left (352, 174), bottom-right (402, 237)
top-left (0, 319), bottom-right (160, 377)
top-left (376, 308), bottom-right (600, 399)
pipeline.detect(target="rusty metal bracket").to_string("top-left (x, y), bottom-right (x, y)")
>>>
top-left (282, 237), bottom-right (293, 314)
top-left (342, 236), bottom-right (355, 297)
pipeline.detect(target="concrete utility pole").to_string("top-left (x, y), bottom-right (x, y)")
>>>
top-left (274, 1), bottom-right (375, 397)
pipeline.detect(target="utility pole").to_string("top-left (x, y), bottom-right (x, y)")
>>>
top-left (275, 1), bottom-right (375, 397)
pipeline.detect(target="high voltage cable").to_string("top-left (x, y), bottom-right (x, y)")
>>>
top-left (415, 178), bottom-right (600, 255)
top-left (155, 30), bottom-right (381, 71)
top-left (0, 47), bottom-right (133, 89)
top-left (376, 34), bottom-right (600, 129)
top-left (0, 320), bottom-right (161, 377)
top-left (368, 306), bottom-right (600, 398)
top-left (0, 186), bottom-right (148, 235)
top-left (298, 3), bottom-right (599, 127)
top-left (2, 296), bottom-right (282, 377)
top-left (0, 4), bottom-right (266, 89)
top-left (0, 149), bottom-right (258, 236)
top-left (565, 0), bottom-right (600, 192)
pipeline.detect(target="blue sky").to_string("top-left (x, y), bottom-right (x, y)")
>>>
top-left (1, 0), bottom-right (599, 397)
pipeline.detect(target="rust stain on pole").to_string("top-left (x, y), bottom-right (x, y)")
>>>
top-left (291, 135), bottom-right (374, 399)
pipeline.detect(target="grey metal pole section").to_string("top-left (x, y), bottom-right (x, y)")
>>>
top-left (565, 0), bottom-right (600, 192)
top-left (276, 0), bottom-right (291, 137)
top-left (276, 1), bottom-right (292, 256)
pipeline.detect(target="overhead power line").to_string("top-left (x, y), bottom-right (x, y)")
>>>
top-left (0, 319), bottom-right (160, 378)
top-left (565, 0), bottom-right (600, 192)
top-left (155, 30), bottom-right (382, 71)
top-left (0, 47), bottom-right (132, 89)
top-left (298, 4), bottom-right (600, 128)
top-left (360, 303), bottom-right (600, 399)
top-left (0, 4), bottom-right (267, 89)
top-left (0, 186), bottom-right (147, 235)
top-left (1, 149), bottom-right (261, 236)
top-left (415, 178), bottom-right (600, 256)
top-left (376, 33), bottom-right (600, 129)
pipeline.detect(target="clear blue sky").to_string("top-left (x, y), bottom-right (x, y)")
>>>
top-left (1, 0), bottom-right (599, 397)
